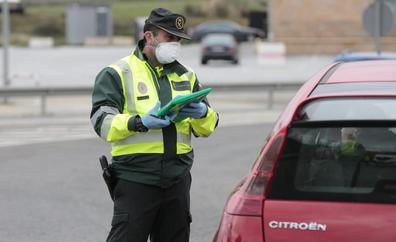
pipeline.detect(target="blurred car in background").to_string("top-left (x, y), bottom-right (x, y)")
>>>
top-left (191, 20), bottom-right (264, 42)
top-left (0, 0), bottom-right (24, 14)
top-left (213, 60), bottom-right (396, 242)
top-left (334, 52), bottom-right (396, 62)
top-left (133, 17), bottom-right (146, 43)
top-left (201, 33), bottom-right (239, 65)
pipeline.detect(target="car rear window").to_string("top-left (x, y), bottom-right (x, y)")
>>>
top-left (298, 98), bottom-right (396, 121)
top-left (202, 34), bottom-right (235, 45)
top-left (268, 124), bottom-right (396, 203)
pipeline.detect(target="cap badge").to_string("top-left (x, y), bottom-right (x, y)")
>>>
top-left (138, 82), bottom-right (148, 94)
top-left (175, 17), bottom-right (184, 30)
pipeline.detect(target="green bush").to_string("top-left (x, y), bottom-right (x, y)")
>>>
top-left (114, 21), bottom-right (133, 36)
top-left (184, 4), bottom-right (206, 17)
top-left (33, 17), bottom-right (64, 37)
top-left (215, 4), bottom-right (229, 18)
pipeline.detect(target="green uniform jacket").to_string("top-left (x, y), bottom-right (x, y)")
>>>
top-left (91, 40), bottom-right (219, 188)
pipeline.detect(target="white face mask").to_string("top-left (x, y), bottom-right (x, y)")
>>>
top-left (155, 41), bottom-right (181, 64)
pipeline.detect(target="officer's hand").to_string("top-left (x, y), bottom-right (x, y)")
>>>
top-left (141, 102), bottom-right (172, 129)
top-left (176, 102), bottom-right (208, 120)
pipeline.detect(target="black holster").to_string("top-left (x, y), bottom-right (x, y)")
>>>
top-left (99, 155), bottom-right (117, 201)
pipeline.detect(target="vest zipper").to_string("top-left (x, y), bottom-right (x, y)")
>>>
top-left (145, 62), bottom-right (166, 187)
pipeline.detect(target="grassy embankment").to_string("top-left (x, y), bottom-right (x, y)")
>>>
top-left (1, 0), bottom-right (263, 46)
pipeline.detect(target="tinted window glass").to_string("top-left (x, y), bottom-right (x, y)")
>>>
top-left (312, 82), bottom-right (396, 96)
top-left (299, 98), bottom-right (396, 121)
top-left (269, 125), bottom-right (396, 203)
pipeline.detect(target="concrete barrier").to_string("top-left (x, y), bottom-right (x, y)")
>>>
top-left (256, 41), bottom-right (286, 65)
top-left (28, 37), bottom-right (54, 48)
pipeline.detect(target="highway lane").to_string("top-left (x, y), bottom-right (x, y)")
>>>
top-left (3, 44), bottom-right (332, 88)
top-left (0, 123), bottom-right (272, 242)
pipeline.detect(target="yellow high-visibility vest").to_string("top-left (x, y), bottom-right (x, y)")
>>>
top-left (100, 54), bottom-right (217, 157)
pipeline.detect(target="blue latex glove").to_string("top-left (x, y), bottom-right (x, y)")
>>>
top-left (141, 102), bottom-right (172, 129)
top-left (176, 102), bottom-right (208, 120)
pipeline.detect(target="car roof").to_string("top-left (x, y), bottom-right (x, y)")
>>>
top-left (272, 60), bottom-right (396, 133)
top-left (334, 52), bottom-right (396, 62)
top-left (198, 20), bottom-right (238, 26)
top-left (320, 60), bottom-right (396, 84)
top-left (311, 60), bottom-right (396, 97)
top-left (194, 20), bottom-right (240, 31)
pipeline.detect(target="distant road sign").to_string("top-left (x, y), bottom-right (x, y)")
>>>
top-left (363, 1), bottom-right (396, 37)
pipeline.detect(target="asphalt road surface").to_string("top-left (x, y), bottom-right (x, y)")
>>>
top-left (0, 123), bottom-right (272, 242)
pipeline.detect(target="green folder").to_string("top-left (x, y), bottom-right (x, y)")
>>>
top-left (157, 88), bottom-right (212, 117)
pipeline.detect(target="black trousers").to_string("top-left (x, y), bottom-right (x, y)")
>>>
top-left (106, 174), bottom-right (192, 242)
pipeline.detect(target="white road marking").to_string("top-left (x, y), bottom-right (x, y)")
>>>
top-left (0, 92), bottom-right (288, 147)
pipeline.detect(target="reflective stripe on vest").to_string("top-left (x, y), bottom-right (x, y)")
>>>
top-left (100, 114), bottom-right (115, 140)
top-left (91, 105), bottom-right (119, 128)
top-left (113, 131), bottom-right (191, 146)
top-left (115, 59), bottom-right (136, 114)
top-left (110, 131), bottom-right (191, 156)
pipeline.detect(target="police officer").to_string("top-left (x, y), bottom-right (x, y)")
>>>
top-left (90, 8), bottom-right (219, 242)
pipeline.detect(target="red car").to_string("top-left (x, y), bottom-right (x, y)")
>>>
top-left (213, 60), bottom-right (396, 242)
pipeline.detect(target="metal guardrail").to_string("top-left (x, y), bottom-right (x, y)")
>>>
top-left (0, 83), bottom-right (302, 115)
top-left (0, 86), bottom-right (93, 115)
top-left (209, 82), bottom-right (302, 109)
